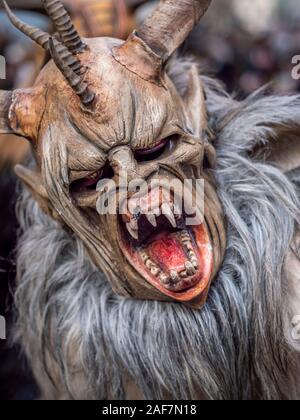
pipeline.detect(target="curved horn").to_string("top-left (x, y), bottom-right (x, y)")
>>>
top-left (3, 0), bottom-right (49, 49)
top-left (136, 0), bottom-right (212, 61)
top-left (49, 37), bottom-right (95, 106)
top-left (3, 1), bottom-right (84, 75)
top-left (51, 40), bottom-right (84, 75)
top-left (42, 0), bottom-right (86, 53)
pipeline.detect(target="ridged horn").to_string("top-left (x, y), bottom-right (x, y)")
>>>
top-left (3, 0), bottom-right (49, 50)
top-left (49, 37), bottom-right (95, 106)
top-left (42, 0), bottom-right (86, 53)
top-left (136, 0), bottom-right (212, 61)
top-left (51, 39), bottom-right (84, 76)
top-left (3, 0), bottom-right (84, 76)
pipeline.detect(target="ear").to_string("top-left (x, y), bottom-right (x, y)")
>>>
top-left (264, 126), bottom-right (300, 173)
top-left (0, 91), bottom-right (13, 134)
top-left (9, 87), bottom-right (46, 140)
top-left (15, 164), bottom-right (62, 223)
top-left (183, 65), bottom-right (208, 138)
top-left (244, 96), bottom-right (300, 173)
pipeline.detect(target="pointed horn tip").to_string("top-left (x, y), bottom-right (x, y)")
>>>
top-left (3, 0), bottom-right (12, 16)
top-left (2, 0), bottom-right (18, 19)
top-left (137, 0), bottom-right (213, 61)
top-left (3, 0), bottom-right (50, 50)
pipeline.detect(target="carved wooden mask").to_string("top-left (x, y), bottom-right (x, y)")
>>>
top-left (0, 0), bottom-right (226, 309)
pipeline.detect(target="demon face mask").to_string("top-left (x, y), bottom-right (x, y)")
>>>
top-left (0, 0), bottom-right (226, 309)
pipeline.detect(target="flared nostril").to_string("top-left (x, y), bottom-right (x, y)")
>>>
top-left (101, 162), bottom-right (115, 180)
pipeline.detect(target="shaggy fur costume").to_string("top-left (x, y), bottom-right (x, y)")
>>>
top-left (14, 60), bottom-right (300, 400)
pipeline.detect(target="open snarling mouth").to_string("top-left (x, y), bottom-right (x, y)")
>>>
top-left (120, 186), bottom-right (213, 302)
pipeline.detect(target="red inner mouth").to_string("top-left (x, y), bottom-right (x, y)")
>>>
top-left (120, 189), bottom-right (213, 302)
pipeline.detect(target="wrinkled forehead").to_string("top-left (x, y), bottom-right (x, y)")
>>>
top-left (40, 37), bottom-right (185, 153)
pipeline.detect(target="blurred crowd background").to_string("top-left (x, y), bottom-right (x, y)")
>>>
top-left (0, 0), bottom-right (299, 400)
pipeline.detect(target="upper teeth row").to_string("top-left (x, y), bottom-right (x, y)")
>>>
top-left (126, 203), bottom-right (178, 240)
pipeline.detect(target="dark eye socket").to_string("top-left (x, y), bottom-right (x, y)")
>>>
top-left (70, 136), bottom-right (177, 193)
top-left (134, 136), bottom-right (174, 162)
top-left (70, 169), bottom-right (103, 193)
top-left (70, 164), bottom-right (114, 193)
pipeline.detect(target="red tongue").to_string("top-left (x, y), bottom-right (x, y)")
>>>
top-left (147, 233), bottom-right (187, 272)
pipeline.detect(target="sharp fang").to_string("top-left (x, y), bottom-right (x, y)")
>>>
top-left (185, 261), bottom-right (196, 276)
top-left (170, 270), bottom-right (180, 283)
top-left (146, 213), bottom-right (157, 227)
top-left (161, 203), bottom-right (176, 228)
top-left (152, 207), bottom-right (161, 216)
top-left (126, 223), bottom-right (138, 240)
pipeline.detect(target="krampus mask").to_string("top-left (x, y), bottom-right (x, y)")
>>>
top-left (0, 0), bottom-right (225, 308)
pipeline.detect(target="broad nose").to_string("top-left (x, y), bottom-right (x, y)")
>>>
top-left (108, 146), bottom-right (139, 182)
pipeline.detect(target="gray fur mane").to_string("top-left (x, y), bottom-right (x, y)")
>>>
top-left (14, 60), bottom-right (300, 400)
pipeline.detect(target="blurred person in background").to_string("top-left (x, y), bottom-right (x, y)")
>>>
top-left (188, 0), bottom-right (300, 95)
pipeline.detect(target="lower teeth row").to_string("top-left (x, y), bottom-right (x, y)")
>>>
top-left (140, 231), bottom-right (198, 286)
